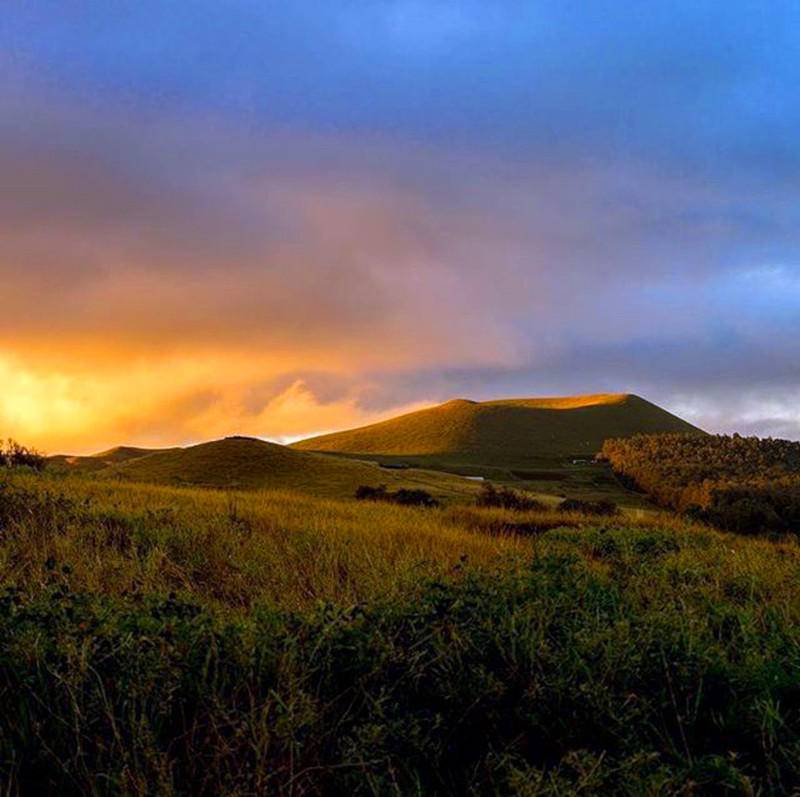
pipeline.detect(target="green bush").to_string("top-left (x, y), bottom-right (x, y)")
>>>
top-left (0, 439), bottom-right (45, 471)
top-left (476, 483), bottom-right (546, 512)
top-left (557, 497), bottom-right (619, 516)
top-left (355, 484), bottom-right (439, 507)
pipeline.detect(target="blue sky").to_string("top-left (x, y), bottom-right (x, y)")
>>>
top-left (2, 2), bottom-right (799, 449)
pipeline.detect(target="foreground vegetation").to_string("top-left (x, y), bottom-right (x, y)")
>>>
top-left (2, 470), bottom-right (800, 793)
top-left (601, 433), bottom-right (800, 534)
top-left (0, 472), bottom-right (518, 612)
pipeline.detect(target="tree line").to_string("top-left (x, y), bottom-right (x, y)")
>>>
top-left (599, 433), bottom-right (800, 534)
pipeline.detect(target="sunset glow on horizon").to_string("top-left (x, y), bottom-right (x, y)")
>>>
top-left (3, 2), bottom-right (800, 453)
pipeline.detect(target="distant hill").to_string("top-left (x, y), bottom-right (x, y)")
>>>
top-left (292, 393), bottom-right (704, 468)
top-left (99, 436), bottom-right (474, 500)
top-left (91, 445), bottom-right (176, 463)
top-left (48, 445), bottom-right (176, 473)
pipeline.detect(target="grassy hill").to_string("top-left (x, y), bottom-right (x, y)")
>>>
top-left (47, 444), bottom-right (175, 473)
top-left (91, 445), bottom-right (175, 463)
top-left (101, 435), bottom-right (475, 500)
top-left (293, 393), bottom-right (704, 469)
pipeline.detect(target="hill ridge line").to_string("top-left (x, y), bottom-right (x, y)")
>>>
top-left (291, 392), bottom-right (703, 466)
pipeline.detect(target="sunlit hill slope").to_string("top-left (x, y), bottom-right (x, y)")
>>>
top-left (98, 436), bottom-right (473, 500)
top-left (47, 445), bottom-right (178, 473)
top-left (293, 393), bottom-right (704, 467)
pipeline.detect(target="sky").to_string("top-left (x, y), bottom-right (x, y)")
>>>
top-left (2, 1), bottom-right (799, 453)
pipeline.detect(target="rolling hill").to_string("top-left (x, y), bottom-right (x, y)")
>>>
top-left (47, 445), bottom-right (175, 473)
top-left (293, 393), bottom-right (704, 468)
top-left (99, 436), bottom-right (475, 500)
top-left (91, 445), bottom-right (176, 463)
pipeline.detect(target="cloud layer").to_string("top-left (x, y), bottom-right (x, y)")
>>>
top-left (2, 2), bottom-right (799, 452)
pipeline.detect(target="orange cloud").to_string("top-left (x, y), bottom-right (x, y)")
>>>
top-left (0, 349), bottom-right (437, 454)
top-left (1, 104), bottom-right (533, 453)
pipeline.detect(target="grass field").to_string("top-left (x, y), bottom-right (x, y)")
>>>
top-left (2, 468), bottom-right (800, 793)
top-left (0, 471), bottom-right (517, 611)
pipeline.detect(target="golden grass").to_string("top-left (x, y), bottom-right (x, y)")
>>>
top-left (485, 393), bottom-right (630, 409)
top-left (5, 469), bottom-right (794, 619)
top-left (0, 472), bottom-right (521, 612)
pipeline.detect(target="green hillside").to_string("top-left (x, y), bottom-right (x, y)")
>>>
top-left (101, 436), bottom-right (474, 500)
top-left (293, 393), bottom-right (704, 468)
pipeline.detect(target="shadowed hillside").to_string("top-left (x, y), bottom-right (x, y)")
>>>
top-left (293, 393), bottom-right (704, 467)
top-left (101, 436), bottom-right (474, 500)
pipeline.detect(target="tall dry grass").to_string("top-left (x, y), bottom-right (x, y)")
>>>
top-left (0, 471), bottom-right (533, 612)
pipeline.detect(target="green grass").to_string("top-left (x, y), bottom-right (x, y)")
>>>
top-left (90, 436), bottom-right (479, 502)
top-left (293, 393), bottom-right (705, 467)
top-left (2, 469), bottom-right (800, 793)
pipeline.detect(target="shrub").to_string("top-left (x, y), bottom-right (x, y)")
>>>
top-left (557, 498), bottom-right (619, 516)
top-left (355, 484), bottom-right (439, 508)
top-left (698, 483), bottom-right (800, 535)
top-left (0, 439), bottom-right (45, 471)
top-left (355, 484), bottom-right (388, 501)
top-left (475, 483), bottom-right (546, 512)
top-left (391, 488), bottom-right (439, 508)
